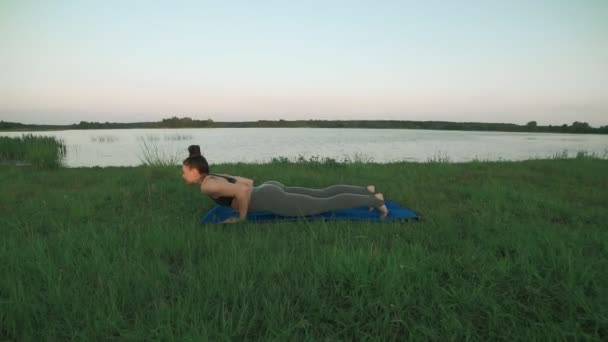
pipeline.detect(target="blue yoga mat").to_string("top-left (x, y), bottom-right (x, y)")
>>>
top-left (201, 200), bottom-right (419, 223)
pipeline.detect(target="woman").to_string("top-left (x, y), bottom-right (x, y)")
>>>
top-left (182, 145), bottom-right (389, 223)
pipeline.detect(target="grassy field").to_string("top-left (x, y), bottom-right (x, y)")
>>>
top-left (1, 153), bottom-right (607, 340)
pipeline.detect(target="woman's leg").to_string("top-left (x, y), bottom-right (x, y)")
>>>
top-left (262, 181), bottom-right (285, 187)
top-left (262, 181), bottom-right (372, 197)
top-left (250, 184), bottom-right (385, 217)
top-left (285, 184), bottom-right (372, 197)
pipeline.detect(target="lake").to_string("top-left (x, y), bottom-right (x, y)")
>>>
top-left (1, 128), bottom-right (607, 167)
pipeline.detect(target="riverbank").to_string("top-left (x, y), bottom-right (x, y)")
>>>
top-left (2, 117), bottom-right (607, 134)
top-left (1, 159), bottom-right (607, 339)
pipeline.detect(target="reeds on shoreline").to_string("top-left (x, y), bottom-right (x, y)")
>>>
top-left (0, 133), bottom-right (66, 168)
top-left (137, 136), bottom-right (181, 167)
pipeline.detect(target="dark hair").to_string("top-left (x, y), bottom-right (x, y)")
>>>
top-left (183, 145), bottom-right (209, 174)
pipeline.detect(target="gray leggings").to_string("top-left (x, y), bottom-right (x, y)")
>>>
top-left (248, 180), bottom-right (384, 217)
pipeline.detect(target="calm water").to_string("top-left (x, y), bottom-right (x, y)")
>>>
top-left (1, 128), bottom-right (607, 167)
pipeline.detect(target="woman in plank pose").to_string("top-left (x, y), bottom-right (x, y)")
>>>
top-left (181, 145), bottom-right (388, 223)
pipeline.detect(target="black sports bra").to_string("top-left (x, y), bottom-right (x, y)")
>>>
top-left (207, 173), bottom-right (237, 206)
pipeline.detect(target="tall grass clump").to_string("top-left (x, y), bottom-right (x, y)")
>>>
top-left (137, 137), bottom-right (181, 167)
top-left (426, 150), bottom-right (452, 163)
top-left (0, 133), bottom-right (66, 168)
top-left (270, 152), bottom-right (374, 167)
top-left (136, 134), bottom-right (160, 142)
top-left (90, 135), bottom-right (119, 143)
top-left (550, 149), bottom-right (608, 160)
top-left (270, 154), bottom-right (340, 166)
top-left (574, 149), bottom-right (608, 160)
top-left (341, 151), bottom-right (375, 164)
top-left (163, 133), bottom-right (193, 141)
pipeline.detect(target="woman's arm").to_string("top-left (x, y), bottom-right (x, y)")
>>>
top-left (234, 188), bottom-right (251, 220)
top-left (204, 180), bottom-right (251, 222)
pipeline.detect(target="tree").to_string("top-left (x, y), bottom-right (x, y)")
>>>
top-left (570, 121), bottom-right (591, 133)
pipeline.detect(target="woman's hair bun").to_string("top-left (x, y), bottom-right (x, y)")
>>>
top-left (188, 145), bottom-right (201, 158)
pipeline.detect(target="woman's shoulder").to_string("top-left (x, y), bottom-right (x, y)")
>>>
top-left (200, 175), bottom-right (240, 196)
top-left (211, 173), bottom-right (254, 186)
top-left (201, 177), bottom-right (252, 201)
top-left (208, 173), bottom-right (236, 182)
top-left (200, 176), bottom-right (223, 195)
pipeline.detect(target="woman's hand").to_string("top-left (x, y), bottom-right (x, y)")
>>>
top-left (221, 217), bottom-right (245, 224)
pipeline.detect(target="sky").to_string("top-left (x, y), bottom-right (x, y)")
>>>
top-left (1, 0), bottom-right (607, 126)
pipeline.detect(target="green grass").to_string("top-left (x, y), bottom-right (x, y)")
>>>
top-left (136, 136), bottom-right (182, 167)
top-left (1, 158), bottom-right (607, 340)
top-left (0, 133), bottom-right (67, 168)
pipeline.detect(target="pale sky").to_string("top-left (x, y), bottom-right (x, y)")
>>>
top-left (1, 0), bottom-right (607, 126)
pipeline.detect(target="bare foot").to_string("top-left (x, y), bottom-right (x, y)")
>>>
top-left (367, 185), bottom-right (376, 211)
top-left (374, 193), bottom-right (388, 219)
top-left (378, 205), bottom-right (388, 219)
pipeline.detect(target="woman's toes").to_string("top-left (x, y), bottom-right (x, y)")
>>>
top-left (373, 193), bottom-right (387, 217)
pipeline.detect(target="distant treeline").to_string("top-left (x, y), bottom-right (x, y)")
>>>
top-left (1, 116), bottom-right (607, 134)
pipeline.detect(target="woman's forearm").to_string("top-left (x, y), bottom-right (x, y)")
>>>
top-left (236, 189), bottom-right (251, 220)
